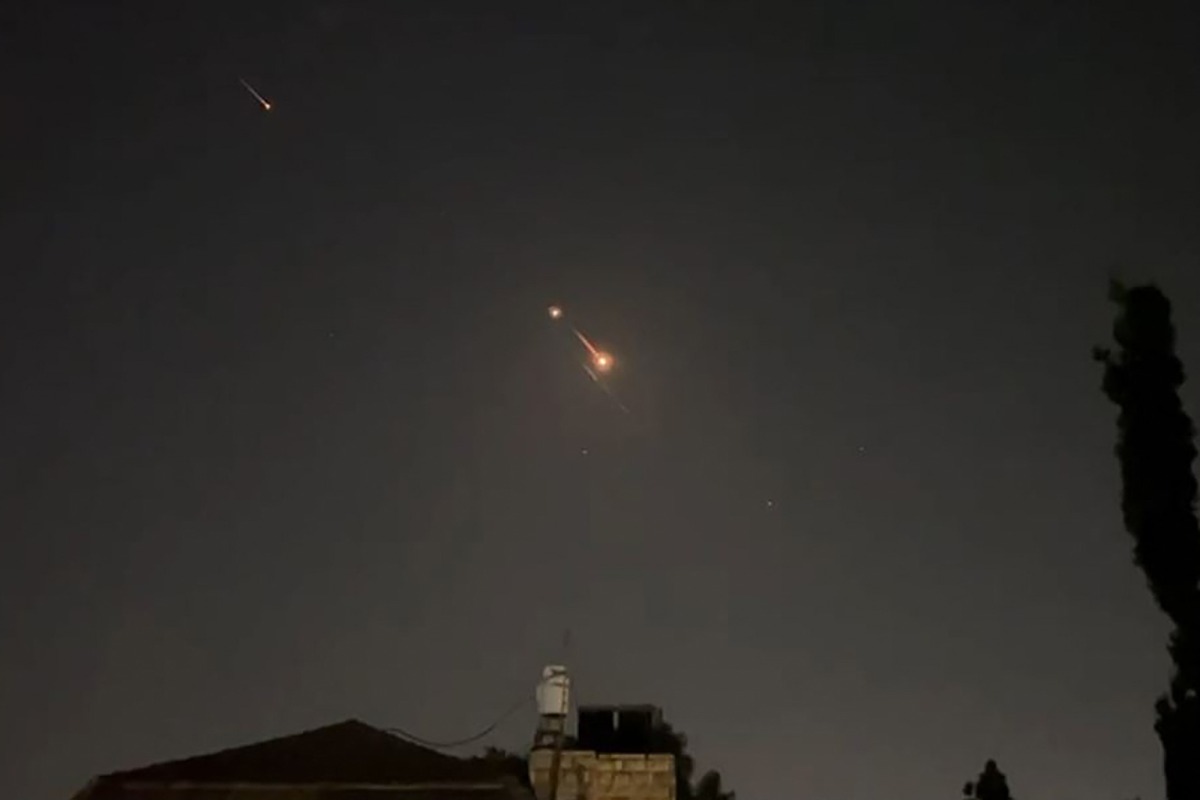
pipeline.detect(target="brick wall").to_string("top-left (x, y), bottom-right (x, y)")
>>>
top-left (528, 750), bottom-right (675, 800)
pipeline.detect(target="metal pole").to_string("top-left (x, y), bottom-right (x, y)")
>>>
top-left (547, 723), bottom-right (565, 800)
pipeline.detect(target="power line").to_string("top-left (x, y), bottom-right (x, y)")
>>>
top-left (385, 695), bottom-right (532, 750)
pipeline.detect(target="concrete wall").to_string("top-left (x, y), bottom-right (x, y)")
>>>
top-left (528, 750), bottom-right (675, 800)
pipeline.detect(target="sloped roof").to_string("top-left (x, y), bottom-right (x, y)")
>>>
top-left (79, 784), bottom-right (521, 800)
top-left (74, 719), bottom-right (532, 800)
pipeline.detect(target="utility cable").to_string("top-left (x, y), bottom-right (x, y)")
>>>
top-left (385, 695), bottom-right (532, 750)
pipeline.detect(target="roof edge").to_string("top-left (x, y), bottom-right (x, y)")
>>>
top-left (112, 781), bottom-right (513, 791)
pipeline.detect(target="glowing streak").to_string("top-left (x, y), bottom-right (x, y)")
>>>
top-left (571, 328), bottom-right (614, 372)
top-left (239, 78), bottom-right (272, 111)
top-left (548, 304), bottom-right (628, 412)
top-left (588, 365), bottom-right (630, 414)
top-left (572, 328), bottom-right (600, 359)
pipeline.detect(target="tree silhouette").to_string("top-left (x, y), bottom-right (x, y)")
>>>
top-left (1096, 281), bottom-right (1200, 800)
top-left (693, 769), bottom-right (735, 800)
top-left (646, 719), bottom-right (699, 800)
top-left (474, 746), bottom-right (533, 788)
top-left (963, 759), bottom-right (1013, 800)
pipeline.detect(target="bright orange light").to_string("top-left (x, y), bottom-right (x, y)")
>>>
top-left (239, 79), bottom-right (272, 112)
top-left (594, 352), bottom-right (613, 372)
top-left (548, 305), bottom-right (563, 319)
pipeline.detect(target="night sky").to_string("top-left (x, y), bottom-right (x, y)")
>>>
top-left (4, 3), bottom-right (1200, 800)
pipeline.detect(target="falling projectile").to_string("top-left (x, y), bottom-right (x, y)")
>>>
top-left (545, 303), bottom-right (627, 413)
top-left (548, 305), bottom-right (614, 374)
top-left (572, 328), bottom-right (614, 373)
top-left (239, 78), bottom-right (272, 111)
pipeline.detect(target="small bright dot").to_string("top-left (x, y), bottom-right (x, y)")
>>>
top-left (594, 352), bottom-right (613, 371)
top-left (766, 499), bottom-right (775, 508)
top-left (548, 305), bottom-right (563, 319)
top-left (581, 448), bottom-right (589, 456)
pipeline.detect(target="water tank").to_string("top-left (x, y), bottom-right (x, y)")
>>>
top-left (577, 705), bottom-right (663, 753)
top-left (536, 665), bottom-right (570, 717)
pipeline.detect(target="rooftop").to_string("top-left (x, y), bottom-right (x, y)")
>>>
top-left (73, 719), bottom-right (532, 800)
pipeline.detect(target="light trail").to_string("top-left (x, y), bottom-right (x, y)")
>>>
top-left (239, 78), bottom-right (272, 111)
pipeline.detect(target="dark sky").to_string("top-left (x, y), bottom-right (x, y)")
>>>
top-left (4, 2), bottom-right (1200, 799)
